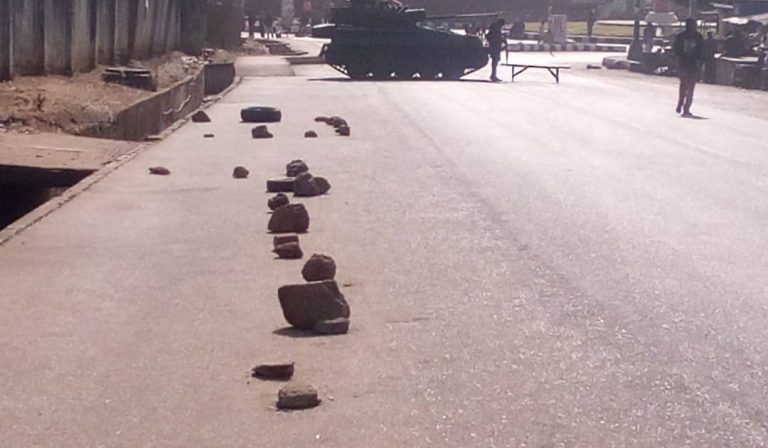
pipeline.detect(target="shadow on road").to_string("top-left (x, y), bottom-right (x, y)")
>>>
top-left (273, 327), bottom-right (324, 338)
top-left (308, 77), bottom-right (492, 84)
top-left (682, 114), bottom-right (709, 120)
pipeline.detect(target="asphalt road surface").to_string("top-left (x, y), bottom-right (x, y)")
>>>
top-left (2, 49), bottom-right (768, 447)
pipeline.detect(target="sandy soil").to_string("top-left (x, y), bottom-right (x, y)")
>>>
top-left (0, 51), bottom-right (221, 136)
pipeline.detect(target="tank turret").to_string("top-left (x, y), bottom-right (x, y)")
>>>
top-left (315, 0), bottom-right (489, 80)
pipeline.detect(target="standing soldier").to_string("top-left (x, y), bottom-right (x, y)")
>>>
top-left (486, 18), bottom-right (506, 83)
top-left (674, 18), bottom-right (704, 116)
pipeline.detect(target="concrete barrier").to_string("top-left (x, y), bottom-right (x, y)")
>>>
top-left (204, 62), bottom-right (236, 95)
top-left (82, 69), bottom-right (206, 142)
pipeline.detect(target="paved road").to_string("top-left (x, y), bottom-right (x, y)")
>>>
top-left (1, 52), bottom-right (768, 447)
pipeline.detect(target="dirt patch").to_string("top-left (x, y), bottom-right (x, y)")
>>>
top-left (0, 51), bottom-right (210, 136)
top-left (236, 39), bottom-right (271, 56)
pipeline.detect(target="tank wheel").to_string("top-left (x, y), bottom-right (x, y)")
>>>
top-left (346, 65), bottom-right (369, 80)
top-left (372, 67), bottom-right (393, 80)
top-left (418, 68), bottom-right (439, 80)
top-left (394, 68), bottom-right (417, 80)
top-left (442, 68), bottom-right (465, 81)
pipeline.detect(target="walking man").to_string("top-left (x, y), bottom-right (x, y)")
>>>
top-left (487, 18), bottom-right (505, 82)
top-left (587, 8), bottom-right (596, 43)
top-left (673, 18), bottom-right (704, 116)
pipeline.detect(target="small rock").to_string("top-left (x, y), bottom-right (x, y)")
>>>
top-left (313, 317), bottom-right (350, 335)
top-left (277, 384), bottom-right (320, 410)
top-left (278, 280), bottom-right (350, 329)
top-left (293, 172), bottom-right (331, 197)
top-left (268, 203), bottom-right (310, 233)
top-left (252, 125), bottom-right (273, 139)
top-left (273, 234), bottom-right (299, 248)
top-left (274, 242), bottom-right (303, 259)
top-left (268, 193), bottom-right (290, 210)
top-left (203, 133), bottom-right (215, 138)
top-left (286, 159), bottom-right (309, 177)
top-left (191, 110), bottom-right (211, 123)
top-left (335, 125), bottom-right (350, 136)
top-left (233, 166), bottom-right (250, 179)
top-left (326, 116), bottom-right (347, 128)
top-left (252, 363), bottom-right (294, 380)
top-left (587, 64), bottom-right (602, 70)
top-left (304, 130), bottom-right (318, 138)
top-left (302, 253), bottom-right (337, 282)
top-left (149, 166), bottom-right (171, 176)
top-left (266, 177), bottom-right (295, 193)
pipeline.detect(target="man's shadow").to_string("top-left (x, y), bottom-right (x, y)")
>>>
top-left (682, 114), bottom-right (708, 120)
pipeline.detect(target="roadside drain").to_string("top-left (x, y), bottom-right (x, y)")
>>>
top-left (0, 165), bottom-right (93, 231)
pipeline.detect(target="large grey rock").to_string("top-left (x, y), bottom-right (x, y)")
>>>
top-left (293, 172), bottom-right (331, 197)
top-left (278, 280), bottom-right (350, 330)
top-left (302, 253), bottom-right (336, 282)
top-left (268, 203), bottom-right (310, 233)
top-left (286, 159), bottom-right (309, 177)
top-left (277, 384), bottom-right (320, 410)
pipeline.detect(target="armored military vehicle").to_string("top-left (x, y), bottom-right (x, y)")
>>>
top-left (314, 0), bottom-right (490, 80)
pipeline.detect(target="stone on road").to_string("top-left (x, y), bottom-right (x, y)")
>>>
top-left (252, 363), bottom-right (295, 381)
top-left (286, 159), bottom-right (309, 177)
top-left (278, 280), bottom-right (350, 330)
top-left (274, 242), bottom-right (303, 259)
top-left (277, 384), bottom-right (320, 410)
top-left (268, 203), bottom-right (309, 233)
top-left (232, 166), bottom-right (250, 179)
top-left (301, 253), bottom-right (337, 282)
top-left (293, 172), bottom-right (331, 197)
top-left (267, 192), bottom-right (290, 210)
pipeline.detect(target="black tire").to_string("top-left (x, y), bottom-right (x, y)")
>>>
top-left (266, 177), bottom-right (296, 193)
top-left (241, 107), bottom-right (282, 123)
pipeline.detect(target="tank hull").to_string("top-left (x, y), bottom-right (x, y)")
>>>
top-left (322, 27), bottom-right (489, 80)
